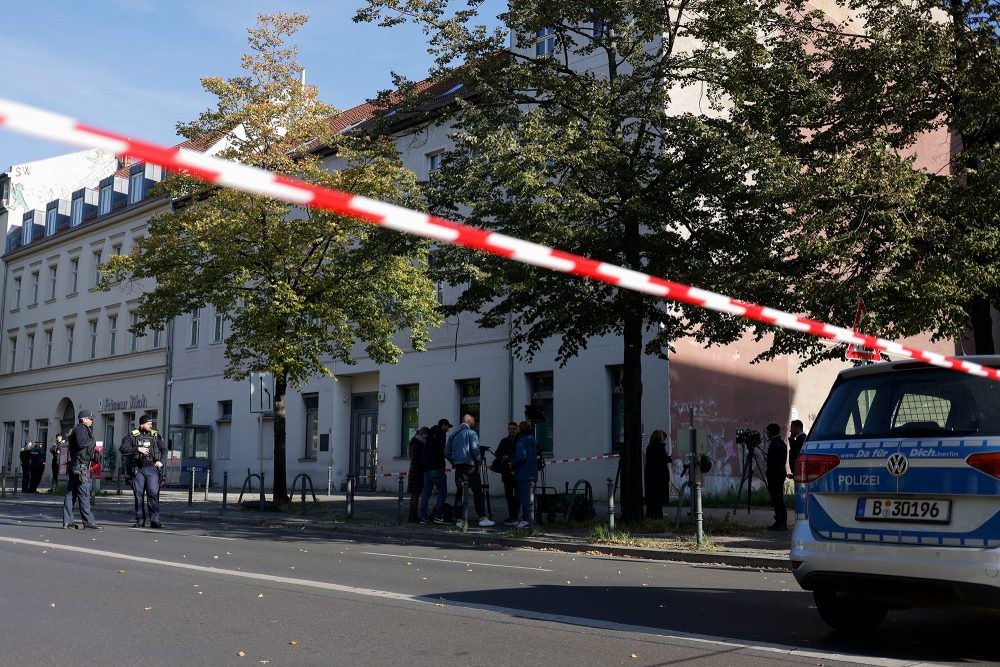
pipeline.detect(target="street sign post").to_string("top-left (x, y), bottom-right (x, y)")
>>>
top-left (846, 298), bottom-right (882, 362)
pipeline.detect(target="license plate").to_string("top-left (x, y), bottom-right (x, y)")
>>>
top-left (856, 497), bottom-right (951, 523)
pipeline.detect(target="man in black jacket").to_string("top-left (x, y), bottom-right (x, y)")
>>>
top-left (62, 410), bottom-right (101, 529)
top-left (50, 434), bottom-right (64, 486)
top-left (788, 419), bottom-right (806, 475)
top-left (765, 423), bottom-right (791, 531)
top-left (19, 442), bottom-right (31, 492)
top-left (492, 422), bottom-right (520, 524)
top-left (418, 418), bottom-right (451, 523)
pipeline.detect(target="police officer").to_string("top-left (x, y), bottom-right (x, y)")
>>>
top-left (28, 441), bottom-right (45, 492)
top-left (119, 415), bottom-right (165, 528)
top-left (49, 434), bottom-right (64, 485)
top-left (63, 410), bottom-right (101, 529)
top-left (765, 422), bottom-right (791, 532)
top-left (19, 441), bottom-right (31, 492)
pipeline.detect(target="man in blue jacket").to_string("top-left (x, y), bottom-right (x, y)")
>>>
top-left (445, 414), bottom-right (494, 527)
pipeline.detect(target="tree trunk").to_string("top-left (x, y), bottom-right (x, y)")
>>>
top-left (272, 373), bottom-right (290, 503)
top-left (968, 297), bottom-right (995, 354)
top-left (620, 307), bottom-right (645, 523)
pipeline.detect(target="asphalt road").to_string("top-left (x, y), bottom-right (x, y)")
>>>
top-left (0, 503), bottom-right (995, 667)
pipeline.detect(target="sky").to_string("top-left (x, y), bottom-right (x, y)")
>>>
top-left (0, 0), bottom-right (507, 170)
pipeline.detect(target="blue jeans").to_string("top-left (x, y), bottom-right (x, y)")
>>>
top-left (63, 471), bottom-right (96, 526)
top-left (132, 466), bottom-right (161, 524)
top-left (517, 479), bottom-right (534, 527)
top-left (419, 469), bottom-right (447, 520)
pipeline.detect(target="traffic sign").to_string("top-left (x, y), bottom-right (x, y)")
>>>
top-left (250, 371), bottom-right (274, 413)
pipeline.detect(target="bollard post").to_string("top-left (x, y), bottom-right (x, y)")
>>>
top-left (259, 471), bottom-right (266, 513)
top-left (346, 475), bottom-right (355, 520)
top-left (188, 469), bottom-right (195, 507)
top-left (301, 478), bottom-right (307, 516)
top-left (397, 477), bottom-right (404, 526)
top-left (116, 467), bottom-right (122, 496)
top-left (607, 478), bottom-right (615, 532)
top-left (204, 469), bottom-right (211, 502)
top-left (528, 480), bottom-right (536, 530)
top-left (327, 466), bottom-right (333, 497)
top-left (222, 471), bottom-right (229, 511)
top-left (460, 480), bottom-right (469, 531)
top-left (692, 452), bottom-right (704, 547)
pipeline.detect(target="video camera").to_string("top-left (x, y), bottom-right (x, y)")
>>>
top-left (735, 428), bottom-right (762, 448)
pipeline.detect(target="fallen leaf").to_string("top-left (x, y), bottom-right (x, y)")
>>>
top-left (434, 603), bottom-right (445, 607)
top-left (198, 591), bottom-right (203, 596)
top-left (42, 550), bottom-right (48, 554)
top-left (289, 566), bottom-right (295, 570)
top-left (406, 562), bottom-right (411, 566)
top-left (257, 593), bottom-right (264, 599)
top-left (237, 651), bottom-right (246, 657)
top-left (193, 584), bottom-right (199, 588)
top-left (143, 607), bottom-right (152, 612)
top-left (566, 580), bottom-right (572, 585)
top-left (118, 570), bottom-right (126, 575)
top-left (631, 653), bottom-right (639, 659)
top-left (289, 640), bottom-right (298, 646)
top-left (212, 555), bottom-right (220, 560)
top-left (49, 603), bottom-right (55, 608)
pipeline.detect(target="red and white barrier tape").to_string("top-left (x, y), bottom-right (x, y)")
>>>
top-left (543, 453), bottom-right (618, 465)
top-left (0, 97), bottom-right (994, 381)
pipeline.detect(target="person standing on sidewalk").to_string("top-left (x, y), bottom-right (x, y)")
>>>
top-left (445, 414), bottom-right (494, 527)
top-left (119, 415), bottom-right (165, 528)
top-left (765, 422), bottom-right (791, 531)
top-left (50, 434), bottom-right (64, 486)
top-left (492, 422), bottom-right (520, 525)
top-left (788, 419), bottom-right (806, 475)
top-left (63, 410), bottom-right (101, 530)
top-left (510, 421), bottom-right (538, 530)
top-left (406, 426), bottom-right (428, 523)
top-left (19, 442), bottom-right (31, 492)
top-left (419, 418), bottom-right (451, 523)
top-left (644, 429), bottom-right (671, 520)
top-left (28, 441), bottom-right (46, 492)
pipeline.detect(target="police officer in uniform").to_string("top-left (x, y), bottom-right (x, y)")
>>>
top-left (119, 415), bottom-right (165, 528)
top-left (28, 441), bottom-right (45, 492)
top-left (63, 410), bottom-right (101, 529)
top-left (50, 433), bottom-right (64, 485)
top-left (19, 442), bottom-right (31, 492)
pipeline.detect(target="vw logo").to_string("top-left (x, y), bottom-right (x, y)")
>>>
top-left (886, 453), bottom-right (909, 476)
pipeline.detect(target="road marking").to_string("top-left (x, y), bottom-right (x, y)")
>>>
top-left (360, 551), bottom-right (554, 571)
top-left (0, 535), bottom-right (943, 667)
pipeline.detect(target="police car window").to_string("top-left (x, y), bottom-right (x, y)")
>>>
top-left (813, 368), bottom-right (999, 440)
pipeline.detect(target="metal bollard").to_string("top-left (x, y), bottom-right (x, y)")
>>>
top-left (188, 470), bottom-right (195, 507)
top-left (528, 480), bottom-right (536, 529)
top-left (460, 480), bottom-right (469, 531)
top-left (607, 478), bottom-right (615, 531)
top-left (327, 466), bottom-right (333, 497)
top-left (301, 479), bottom-right (307, 516)
top-left (397, 477), bottom-right (404, 526)
top-left (204, 469), bottom-right (210, 501)
top-left (222, 471), bottom-right (228, 511)
top-left (259, 471), bottom-right (266, 513)
top-left (346, 475), bottom-right (355, 520)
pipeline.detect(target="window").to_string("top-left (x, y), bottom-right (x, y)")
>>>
top-left (180, 404), bottom-right (194, 425)
top-left (71, 197), bottom-right (83, 226)
top-left (46, 208), bottom-right (57, 235)
top-left (459, 380), bottom-right (480, 435)
top-left (610, 366), bottom-right (624, 453)
top-left (89, 320), bottom-right (98, 359)
top-left (44, 330), bottom-right (52, 366)
top-left (30, 271), bottom-right (38, 305)
top-left (48, 266), bottom-right (57, 300)
top-left (128, 171), bottom-right (143, 204)
top-left (26, 333), bottom-right (34, 369)
top-left (530, 373), bottom-right (555, 455)
top-left (98, 184), bottom-right (112, 215)
top-left (213, 311), bottom-right (224, 343)
top-left (427, 151), bottom-right (444, 174)
top-left (130, 312), bottom-right (140, 352)
top-left (303, 394), bottom-right (319, 459)
top-left (12, 277), bottom-right (20, 309)
top-left (535, 27), bottom-right (556, 57)
top-left (93, 250), bottom-right (102, 287)
top-left (108, 315), bottom-right (118, 355)
top-left (152, 326), bottom-right (162, 348)
top-left (189, 309), bottom-right (200, 346)
top-left (219, 400), bottom-right (232, 420)
top-left (400, 385), bottom-right (419, 456)
top-left (70, 258), bottom-right (79, 293)
top-left (35, 423), bottom-right (47, 449)
top-left (66, 324), bottom-right (74, 363)
top-left (434, 280), bottom-right (445, 304)
top-left (112, 243), bottom-right (122, 257)
top-left (8, 337), bottom-right (15, 373)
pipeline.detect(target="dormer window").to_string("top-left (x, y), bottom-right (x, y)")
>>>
top-left (71, 197), bottom-right (83, 227)
top-left (46, 208), bottom-right (57, 235)
top-left (535, 27), bottom-right (556, 57)
top-left (99, 184), bottom-right (112, 215)
top-left (128, 170), bottom-right (143, 204)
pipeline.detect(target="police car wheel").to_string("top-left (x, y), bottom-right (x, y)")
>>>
top-left (813, 589), bottom-right (887, 633)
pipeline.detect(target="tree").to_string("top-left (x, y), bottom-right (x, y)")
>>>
top-left (355, 0), bottom-right (1000, 522)
top-left (105, 12), bottom-right (441, 503)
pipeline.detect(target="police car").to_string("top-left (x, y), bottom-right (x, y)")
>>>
top-left (792, 356), bottom-right (1000, 632)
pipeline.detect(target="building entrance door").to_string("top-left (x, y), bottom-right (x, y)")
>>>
top-left (349, 393), bottom-right (379, 490)
top-left (170, 424), bottom-right (212, 487)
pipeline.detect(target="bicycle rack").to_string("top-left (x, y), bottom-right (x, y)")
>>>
top-left (290, 473), bottom-right (318, 516)
top-left (238, 468), bottom-right (266, 512)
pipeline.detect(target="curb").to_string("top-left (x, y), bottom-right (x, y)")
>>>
top-left (1, 496), bottom-right (791, 570)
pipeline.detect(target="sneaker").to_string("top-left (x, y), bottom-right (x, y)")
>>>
top-left (83, 523), bottom-right (102, 530)
top-left (131, 522), bottom-right (144, 528)
top-left (150, 522), bottom-right (162, 529)
top-left (432, 517), bottom-right (446, 524)
top-left (478, 517), bottom-right (495, 527)
top-left (514, 520), bottom-right (530, 529)
top-left (419, 518), bottom-right (432, 524)
top-left (503, 518), bottom-right (518, 526)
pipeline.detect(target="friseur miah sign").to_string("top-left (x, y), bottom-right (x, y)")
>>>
top-left (97, 394), bottom-right (148, 412)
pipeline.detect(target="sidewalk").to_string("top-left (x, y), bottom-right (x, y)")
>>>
top-left (0, 483), bottom-right (792, 570)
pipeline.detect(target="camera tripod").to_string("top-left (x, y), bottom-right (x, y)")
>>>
top-left (734, 443), bottom-right (768, 514)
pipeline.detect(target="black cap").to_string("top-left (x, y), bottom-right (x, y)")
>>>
top-left (138, 415), bottom-right (152, 425)
top-left (78, 409), bottom-right (93, 419)
top-left (438, 418), bottom-right (453, 428)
